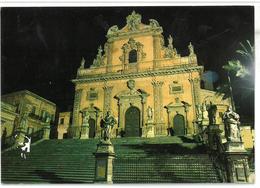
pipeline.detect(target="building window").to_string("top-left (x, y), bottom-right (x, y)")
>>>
top-left (60, 118), bottom-right (64, 125)
top-left (129, 49), bottom-right (137, 63)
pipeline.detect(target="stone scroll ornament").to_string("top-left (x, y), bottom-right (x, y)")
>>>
top-left (222, 106), bottom-right (241, 142)
top-left (100, 111), bottom-right (117, 141)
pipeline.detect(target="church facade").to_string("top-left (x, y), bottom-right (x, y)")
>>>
top-left (69, 11), bottom-right (231, 139)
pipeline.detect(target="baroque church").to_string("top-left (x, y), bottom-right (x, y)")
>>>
top-left (68, 11), bottom-right (231, 139)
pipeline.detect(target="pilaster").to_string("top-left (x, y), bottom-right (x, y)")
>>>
top-left (152, 80), bottom-right (165, 135)
top-left (103, 86), bottom-right (113, 117)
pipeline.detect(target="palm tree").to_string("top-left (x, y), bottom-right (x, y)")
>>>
top-left (216, 40), bottom-right (254, 111)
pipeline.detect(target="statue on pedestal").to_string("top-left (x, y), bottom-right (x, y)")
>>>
top-left (223, 106), bottom-right (241, 142)
top-left (101, 111), bottom-right (117, 141)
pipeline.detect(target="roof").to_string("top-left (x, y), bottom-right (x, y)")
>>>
top-left (1, 90), bottom-right (56, 107)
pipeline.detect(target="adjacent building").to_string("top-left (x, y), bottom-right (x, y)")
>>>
top-left (1, 101), bottom-right (18, 142)
top-left (1, 90), bottom-right (56, 137)
top-left (57, 112), bottom-right (71, 139)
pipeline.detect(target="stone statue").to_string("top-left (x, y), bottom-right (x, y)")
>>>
top-left (101, 111), bottom-right (117, 141)
top-left (82, 111), bottom-right (90, 126)
top-left (168, 35), bottom-right (173, 50)
top-left (149, 19), bottom-right (160, 28)
top-left (196, 104), bottom-right (203, 122)
top-left (92, 46), bottom-right (104, 67)
top-left (222, 106), bottom-right (241, 142)
top-left (80, 57), bottom-right (85, 69)
top-left (207, 102), bottom-right (217, 125)
top-left (188, 42), bottom-right (194, 55)
top-left (164, 35), bottom-right (178, 58)
top-left (126, 11), bottom-right (142, 31)
top-left (107, 25), bottom-right (119, 35)
top-left (202, 102), bottom-right (208, 120)
top-left (147, 106), bottom-right (153, 120)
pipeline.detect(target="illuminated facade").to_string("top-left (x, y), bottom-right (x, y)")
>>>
top-left (69, 11), bottom-right (231, 139)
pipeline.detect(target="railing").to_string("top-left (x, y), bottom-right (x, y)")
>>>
top-left (1, 129), bottom-right (45, 151)
top-left (206, 127), bottom-right (228, 182)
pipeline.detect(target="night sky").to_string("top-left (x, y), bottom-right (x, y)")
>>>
top-left (1, 7), bottom-right (254, 121)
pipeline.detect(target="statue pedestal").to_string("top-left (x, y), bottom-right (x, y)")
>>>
top-left (80, 125), bottom-right (89, 139)
top-left (224, 150), bottom-right (250, 183)
top-left (43, 124), bottom-right (50, 140)
top-left (224, 140), bottom-right (250, 183)
top-left (94, 140), bottom-right (115, 184)
top-left (225, 141), bottom-right (246, 152)
top-left (146, 120), bottom-right (155, 138)
top-left (207, 124), bottom-right (222, 150)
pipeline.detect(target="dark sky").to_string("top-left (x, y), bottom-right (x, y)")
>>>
top-left (1, 6), bottom-right (254, 121)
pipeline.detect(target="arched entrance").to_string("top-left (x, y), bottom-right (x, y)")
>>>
top-left (88, 118), bottom-right (96, 138)
top-left (125, 106), bottom-right (141, 137)
top-left (173, 114), bottom-right (185, 136)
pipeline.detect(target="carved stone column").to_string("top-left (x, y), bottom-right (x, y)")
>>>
top-left (103, 86), bottom-right (113, 117)
top-left (70, 89), bottom-right (83, 138)
top-left (152, 80), bottom-right (165, 135)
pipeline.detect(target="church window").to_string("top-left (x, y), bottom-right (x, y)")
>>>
top-left (129, 49), bottom-right (137, 63)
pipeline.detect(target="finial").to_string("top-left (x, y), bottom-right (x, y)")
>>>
top-left (188, 42), bottom-right (194, 55)
top-left (168, 35), bottom-right (173, 49)
top-left (80, 57), bottom-right (85, 68)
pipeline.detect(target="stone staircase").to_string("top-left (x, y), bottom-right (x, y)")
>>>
top-left (1, 136), bottom-right (222, 183)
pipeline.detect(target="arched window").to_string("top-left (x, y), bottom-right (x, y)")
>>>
top-left (129, 49), bottom-right (137, 63)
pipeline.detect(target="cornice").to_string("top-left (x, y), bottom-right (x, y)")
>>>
top-left (72, 65), bottom-right (203, 84)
